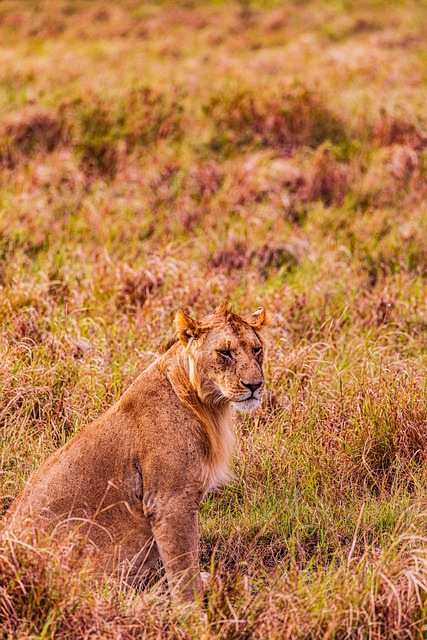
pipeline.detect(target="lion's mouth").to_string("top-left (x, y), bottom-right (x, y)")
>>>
top-left (236, 389), bottom-right (263, 403)
top-left (218, 385), bottom-right (264, 409)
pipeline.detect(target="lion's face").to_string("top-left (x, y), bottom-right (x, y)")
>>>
top-left (175, 301), bottom-right (268, 412)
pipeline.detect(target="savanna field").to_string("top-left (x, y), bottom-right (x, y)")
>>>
top-left (1, 0), bottom-right (427, 637)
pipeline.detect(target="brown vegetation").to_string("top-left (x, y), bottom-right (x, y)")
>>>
top-left (1, 0), bottom-right (427, 636)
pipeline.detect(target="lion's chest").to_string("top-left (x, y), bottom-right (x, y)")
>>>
top-left (202, 414), bottom-right (235, 494)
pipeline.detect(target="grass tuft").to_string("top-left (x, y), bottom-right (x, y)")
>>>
top-left (204, 84), bottom-right (347, 155)
top-left (1, 0), bottom-right (427, 636)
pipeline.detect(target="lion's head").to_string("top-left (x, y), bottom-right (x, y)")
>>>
top-left (175, 300), bottom-right (268, 412)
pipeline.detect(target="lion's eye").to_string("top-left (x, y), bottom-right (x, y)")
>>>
top-left (218, 349), bottom-right (233, 360)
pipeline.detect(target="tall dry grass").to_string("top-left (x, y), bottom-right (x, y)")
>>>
top-left (1, 0), bottom-right (427, 637)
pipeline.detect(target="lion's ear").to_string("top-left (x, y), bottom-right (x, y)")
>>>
top-left (215, 298), bottom-right (230, 316)
top-left (175, 310), bottom-right (202, 345)
top-left (246, 306), bottom-right (269, 329)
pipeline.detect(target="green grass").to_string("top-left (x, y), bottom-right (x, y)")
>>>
top-left (1, 0), bottom-right (427, 637)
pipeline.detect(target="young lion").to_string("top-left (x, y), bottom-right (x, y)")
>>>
top-left (4, 300), bottom-right (268, 600)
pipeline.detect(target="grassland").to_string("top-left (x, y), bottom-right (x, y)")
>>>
top-left (1, 0), bottom-right (427, 637)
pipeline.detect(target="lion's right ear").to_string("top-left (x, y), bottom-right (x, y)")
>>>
top-left (175, 310), bottom-right (202, 345)
top-left (246, 306), bottom-right (269, 330)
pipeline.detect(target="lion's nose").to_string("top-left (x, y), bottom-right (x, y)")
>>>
top-left (241, 380), bottom-right (263, 393)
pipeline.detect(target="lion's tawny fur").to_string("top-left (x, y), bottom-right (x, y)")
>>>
top-left (3, 301), bottom-right (268, 600)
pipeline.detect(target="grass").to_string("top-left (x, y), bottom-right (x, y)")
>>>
top-left (1, 0), bottom-right (427, 636)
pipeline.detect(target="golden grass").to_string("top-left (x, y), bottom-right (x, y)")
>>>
top-left (1, 0), bottom-right (427, 637)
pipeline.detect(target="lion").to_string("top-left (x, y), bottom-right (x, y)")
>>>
top-left (3, 300), bottom-right (268, 601)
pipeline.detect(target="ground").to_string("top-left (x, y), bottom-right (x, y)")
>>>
top-left (1, 0), bottom-right (427, 637)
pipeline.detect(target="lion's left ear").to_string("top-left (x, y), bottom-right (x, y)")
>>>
top-left (246, 306), bottom-right (269, 329)
top-left (175, 310), bottom-right (203, 345)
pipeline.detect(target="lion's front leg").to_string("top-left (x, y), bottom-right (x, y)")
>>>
top-left (147, 495), bottom-right (203, 601)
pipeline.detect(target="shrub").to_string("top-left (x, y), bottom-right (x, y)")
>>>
top-left (204, 84), bottom-right (347, 155)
